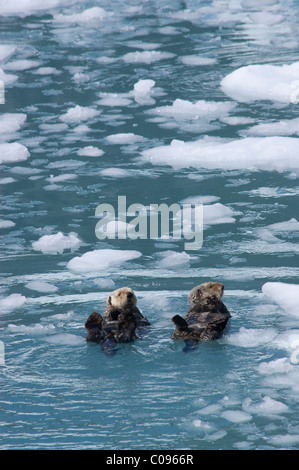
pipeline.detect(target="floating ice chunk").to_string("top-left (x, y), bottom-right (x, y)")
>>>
top-left (203, 203), bottom-right (236, 225)
top-left (99, 168), bottom-right (133, 178)
top-left (123, 50), bottom-right (175, 64)
top-left (180, 195), bottom-right (220, 205)
top-left (242, 396), bottom-right (289, 415)
top-left (77, 146), bottom-right (104, 157)
top-left (247, 117), bottom-right (299, 137)
top-left (53, 7), bottom-right (110, 23)
top-left (268, 434), bottom-right (299, 447)
top-left (44, 333), bottom-right (85, 345)
top-left (224, 327), bottom-right (277, 347)
top-left (221, 62), bottom-right (299, 103)
top-left (267, 218), bottom-right (299, 232)
top-left (0, 113), bottom-right (26, 134)
top-left (0, 177), bottom-right (16, 184)
top-left (141, 136), bottom-right (299, 172)
top-left (32, 231), bottom-right (81, 255)
top-left (154, 251), bottom-right (190, 269)
top-left (262, 282), bottom-right (299, 318)
top-left (7, 323), bottom-right (55, 334)
top-left (151, 98), bottom-right (235, 123)
top-left (132, 79), bottom-right (156, 105)
top-left (0, 67), bottom-right (18, 85)
top-left (105, 133), bottom-right (146, 145)
top-left (0, 219), bottom-right (15, 228)
top-left (0, 293), bottom-right (26, 313)
top-left (93, 278), bottom-right (116, 289)
top-left (60, 105), bottom-right (100, 123)
top-left (97, 93), bottom-right (132, 107)
top-left (0, 45), bottom-right (16, 61)
top-left (221, 410), bottom-right (252, 423)
top-left (25, 280), bottom-right (58, 293)
top-left (46, 173), bottom-right (77, 183)
top-left (181, 55), bottom-right (217, 66)
top-left (0, 142), bottom-right (30, 164)
top-left (33, 67), bottom-right (60, 75)
top-left (3, 60), bottom-right (41, 71)
top-left (95, 56), bottom-right (116, 64)
top-left (126, 41), bottom-right (160, 50)
top-left (0, 0), bottom-right (73, 17)
top-left (67, 248), bottom-right (142, 274)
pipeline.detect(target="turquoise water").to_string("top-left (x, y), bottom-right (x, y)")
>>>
top-left (1, 0), bottom-right (299, 450)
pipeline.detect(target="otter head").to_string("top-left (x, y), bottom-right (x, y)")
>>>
top-left (188, 282), bottom-right (224, 308)
top-left (107, 287), bottom-right (137, 310)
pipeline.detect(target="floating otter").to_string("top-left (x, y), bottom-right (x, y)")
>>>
top-left (85, 287), bottom-right (149, 353)
top-left (171, 282), bottom-right (231, 351)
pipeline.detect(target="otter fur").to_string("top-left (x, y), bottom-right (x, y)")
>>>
top-left (171, 282), bottom-right (231, 350)
top-left (85, 287), bottom-right (149, 353)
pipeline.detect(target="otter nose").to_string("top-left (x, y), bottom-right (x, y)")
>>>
top-left (127, 292), bottom-right (133, 299)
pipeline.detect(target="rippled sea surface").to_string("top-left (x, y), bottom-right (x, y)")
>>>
top-left (1, 0), bottom-right (299, 450)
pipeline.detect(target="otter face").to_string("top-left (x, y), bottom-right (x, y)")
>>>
top-left (188, 282), bottom-right (224, 307)
top-left (107, 287), bottom-right (137, 310)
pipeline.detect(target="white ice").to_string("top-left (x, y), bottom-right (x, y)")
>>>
top-left (148, 98), bottom-right (236, 133)
top-left (0, 293), bottom-right (26, 313)
top-left (0, 113), bottom-right (27, 134)
top-left (32, 232), bottom-right (81, 255)
top-left (25, 280), bottom-right (58, 293)
top-left (141, 136), bottom-right (299, 172)
top-left (221, 62), bottom-right (299, 103)
top-left (0, 142), bottom-right (30, 164)
top-left (0, 45), bottom-right (16, 61)
top-left (77, 146), bottom-right (104, 157)
top-left (246, 117), bottom-right (299, 137)
top-left (67, 248), bottom-right (142, 274)
top-left (122, 50), bottom-right (175, 64)
top-left (262, 282), bottom-right (299, 318)
top-left (105, 133), bottom-right (146, 145)
top-left (53, 7), bottom-right (110, 23)
top-left (60, 105), bottom-right (100, 124)
top-left (0, 219), bottom-right (15, 228)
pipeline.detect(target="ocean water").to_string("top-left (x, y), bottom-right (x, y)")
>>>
top-left (1, 0), bottom-right (299, 450)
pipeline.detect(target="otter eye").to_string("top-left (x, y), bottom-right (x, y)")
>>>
top-left (118, 293), bottom-right (121, 296)
top-left (209, 285), bottom-right (213, 288)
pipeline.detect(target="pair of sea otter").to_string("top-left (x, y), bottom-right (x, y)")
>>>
top-left (85, 282), bottom-right (231, 353)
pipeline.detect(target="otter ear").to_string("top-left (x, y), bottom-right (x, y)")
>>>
top-left (107, 295), bottom-right (112, 306)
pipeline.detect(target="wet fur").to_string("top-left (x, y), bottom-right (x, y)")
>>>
top-left (171, 282), bottom-right (231, 349)
top-left (85, 287), bottom-right (149, 354)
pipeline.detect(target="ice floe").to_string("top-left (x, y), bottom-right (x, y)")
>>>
top-left (147, 99), bottom-right (236, 133)
top-left (262, 282), bottom-right (299, 318)
top-left (0, 113), bottom-right (26, 134)
top-left (67, 248), bottom-right (142, 274)
top-left (77, 146), bottom-right (104, 157)
top-left (0, 293), bottom-right (26, 313)
top-left (141, 136), bottom-right (299, 172)
top-left (60, 105), bottom-right (100, 124)
top-left (53, 7), bottom-right (110, 24)
top-left (0, 0), bottom-right (73, 17)
top-left (180, 55), bottom-right (217, 66)
top-left (221, 62), bottom-right (299, 103)
top-left (105, 133), bottom-right (146, 145)
top-left (0, 45), bottom-right (16, 61)
top-left (32, 232), bottom-right (81, 255)
top-left (25, 280), bottom-right (58, 293)
top-left (246, 117), bottom-right (299, 136)
top-left (0, 219), bottom-right (15, 229)
top-left (0, 142), bottom-right (30, 164)
top-left (122, 50), bottom-right (175, 64)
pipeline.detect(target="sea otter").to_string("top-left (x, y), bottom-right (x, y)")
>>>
top-left (85, 287), bottom-right (149, 353)
top-left (171, 282), bottom-right (231, 351)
